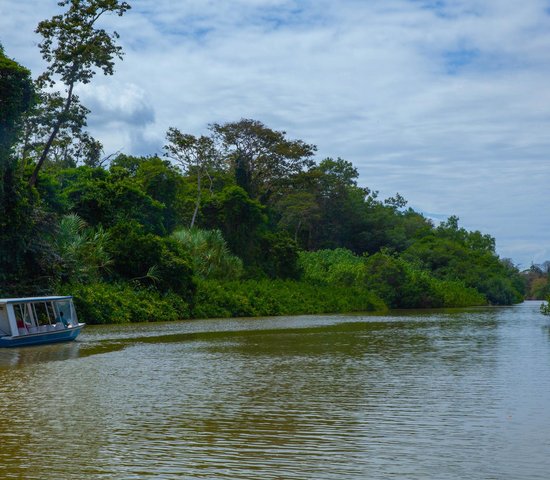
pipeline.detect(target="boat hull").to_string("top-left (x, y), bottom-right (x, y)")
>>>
top-left (0, 324), bottom-right (85, 348)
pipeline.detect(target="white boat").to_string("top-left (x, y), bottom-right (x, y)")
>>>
top-left (0, 296), bottom-right (85, 347)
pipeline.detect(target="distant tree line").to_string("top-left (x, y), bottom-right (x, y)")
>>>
top-left (522, 263), bottom-right (550, 315)
top-left (522, 263), bottom-right (550, 300)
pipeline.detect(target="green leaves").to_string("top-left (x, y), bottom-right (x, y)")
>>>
top-left (0, 48), bottom-right (38, 293)
top-left (171, 228), bottom-right (243, 280)
top-left (105, 221), bottom-right (195, 298)
top-left (36, 0), bottom-right (131, 87)
top-left (210, 118), bottom-right (316, 200)
top-left (0, 48), bottom-right (33, 166)
top-left (402, 226), bottom-right (523, 305)
top-left (164, 127), bottom-right (221, 227)
top-left (29, 0), bottom-right (130, 186)
top-left (17, 89), bottom-right (102, 169)
top-left (54, 213), bottom-right (112, 283)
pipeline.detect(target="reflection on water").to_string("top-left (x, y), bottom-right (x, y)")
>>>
top-left (0, 302), bottom-right (549, 479)
top-left (0, 341), bottom-right (128, 367)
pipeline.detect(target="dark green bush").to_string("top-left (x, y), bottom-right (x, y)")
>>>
top-left (363, 252), bottom-right (407, 308)
top-left (257, 231), bottom-right (301, 279)
top-left (192, 279), bottom-right (386, 318)
top-left (64, 282), bottom-right (190, 324)
top-left (106, 221), bottom-right (195, 298)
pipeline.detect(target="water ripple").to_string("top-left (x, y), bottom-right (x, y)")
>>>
top-left (0, 303), bottom-right (549, 479)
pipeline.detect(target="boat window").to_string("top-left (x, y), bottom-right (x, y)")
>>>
top-left (32, 302), bottom-right (51, 326)
top-left (54, 300), bottom-right (74, 324)
top-left (14, 305), bottom-right (24, 326)
top-left (13, 304), bottom-right (33, 328)
top-left (0, 304), bottom-right (9, 335)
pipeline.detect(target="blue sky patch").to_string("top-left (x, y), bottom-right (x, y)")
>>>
top-left (443, 48), bottom-right (479, 74)
top-left (259, 4), bottom-right (325, 31)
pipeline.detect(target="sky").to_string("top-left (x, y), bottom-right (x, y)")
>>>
top-left (1, 0), bottom-right (549, 268)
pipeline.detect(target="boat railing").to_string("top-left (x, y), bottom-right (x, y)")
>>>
top-left (16, 323), bottom-right (70, 337)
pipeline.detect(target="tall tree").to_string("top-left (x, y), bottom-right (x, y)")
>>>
top-left (0, 44), bottom-right (33, 171)
top-left (290, 158), bottom-right (372, 251)
top-left (28, 0), bottom-right (130, 187)
top-left (0, 45), bottom-right (34, 289)
top-left (275, 191), bottom-right (320, 245)
top-left (209, 119), bottom-right (316, 201)
top-left (164, 128), bottom-right (220, 228)
top-left (18, 89), bottom-right (102, 169)
top-left (201, 186), bottom-right (267, 265)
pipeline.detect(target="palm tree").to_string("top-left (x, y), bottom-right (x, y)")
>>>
top-left (55, 213), bottom-right (111, 283)
top-left (171, 228), bottom-right (243, 280)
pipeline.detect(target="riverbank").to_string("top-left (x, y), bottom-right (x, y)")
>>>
top-left (64, 277), bottom-right (490, 325)
top-left (65, 280), bottom-right (386, 324)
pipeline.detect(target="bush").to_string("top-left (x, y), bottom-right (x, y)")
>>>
top-left (398, 265), bottom-right (486, 309)
top-left (363, 252), bottom-right (407, 308)
top-left (299, 248), bottom-right (364, 286)
top-left (300, 249), bottom-right (487, 310)
top-left (478, 277), bottom-right (523, 305)
top-left (257, 231), bottom-right (301, 279)
top-left (171, 228), bottom-right (243, 280)
top-left (432, 279), bottom-right (486, 307)
top-left (397, 269), bottom-right (444, 308)
top-left (63, 282), bottom-right (190, 324)
top-left (192, 279), bottom-right (386, 318)
top-left (106, 221), bottom-right (195, 298)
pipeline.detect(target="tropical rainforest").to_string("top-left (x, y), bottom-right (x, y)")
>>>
top-left (0, 1), bottom-right (531, 324)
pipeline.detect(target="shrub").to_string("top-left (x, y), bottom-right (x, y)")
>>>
top-left (432, 279), bottom-right (486, 307)
top-left (257, 231), bottom-right (301, 279)
top-left (171, 228), bottom-right (243, 280)
top-left (63, 282), bottom-right (190, 324)
top-left (192, 279), bottom-right (386, 318)
top-left (106, 221), bottom-right (195, 298)
top-left (299, 248), bottom-right (364, 286)
top-left (363, 252), bottom-right (407, 308)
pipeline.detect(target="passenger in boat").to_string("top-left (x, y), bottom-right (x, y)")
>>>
top-left (57, 311), bottom-right (69, 328)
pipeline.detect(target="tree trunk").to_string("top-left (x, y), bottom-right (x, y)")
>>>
top-left (28, 82), bottom-right (74, 187)
top-left (190, 171), bottom-right (201, 228)
top-left (294, 219), bottom-right (302, 243)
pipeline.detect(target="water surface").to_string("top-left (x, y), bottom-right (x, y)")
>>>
top-left (0, 301), bottom-right (549, 479)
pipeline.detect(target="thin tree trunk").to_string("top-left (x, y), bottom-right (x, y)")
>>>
top-left (28, 81), bottom-right (75, 187)
top-left (294, 219), bottom-right (302, 243)
top-left (190, 171), bottom-right (201, 228)
top-left (206, 169), bottom-right (214, 194)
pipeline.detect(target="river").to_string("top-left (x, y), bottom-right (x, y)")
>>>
top-left (0, 301), bottom-right (549, 479)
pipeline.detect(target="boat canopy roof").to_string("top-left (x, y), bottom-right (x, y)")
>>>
top-left (0, 296), bottom-right (73, 304)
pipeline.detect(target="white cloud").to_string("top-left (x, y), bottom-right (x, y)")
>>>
top-left (77, 83), bottom-right (156, 154)
top-left (1, 0), bottom-right (549, 265)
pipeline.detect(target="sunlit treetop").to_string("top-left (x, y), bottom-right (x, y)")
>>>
top-left (36, 0), bottom-right (131, 88)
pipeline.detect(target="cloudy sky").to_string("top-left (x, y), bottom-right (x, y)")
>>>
top-left (1, 0), bottom-right (549, 267)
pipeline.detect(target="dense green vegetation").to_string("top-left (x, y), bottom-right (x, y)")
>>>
top-left (523, 263), bottom-right (550, 315)
top-left (519, 263), bottom-right (550, 315)
top-left (522, 263), bottom-right (550, 300)
top-left (0, 3), bottom-right (527, 324)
